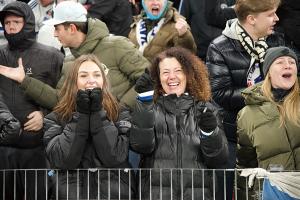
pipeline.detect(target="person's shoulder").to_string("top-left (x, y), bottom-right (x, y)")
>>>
top-left (102, 35), bottom-right (135, 48)
top-left (30, 42), bottom-right (64, 59)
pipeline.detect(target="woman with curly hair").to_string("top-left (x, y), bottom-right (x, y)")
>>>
top-left (130, 47), bottom-right (228, 200)
top-left (43, 54), bottom-right (135, 199)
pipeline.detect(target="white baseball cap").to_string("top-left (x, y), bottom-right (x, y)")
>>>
top-left (43, 1), bottom-right (87, 26)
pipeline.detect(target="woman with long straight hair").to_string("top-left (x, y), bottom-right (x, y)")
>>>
top-left (43, 54), bottom-right (135, 199)
top-left (237, 47), bottom-right (300, 199)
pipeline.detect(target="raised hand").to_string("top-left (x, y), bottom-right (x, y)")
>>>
top-left (76, 89), bottom-right (90, 114)
top-left (0, 58), bottom-right (25, 83)
top-left (90, 88), bottom-right (103, 113)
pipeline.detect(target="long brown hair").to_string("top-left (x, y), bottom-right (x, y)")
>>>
top-left (150, 47), bottom-right (211, 101)
top-left (262, 73), bottom-right (300, 127)
top-left (54, 54), bottom-right (119, 121)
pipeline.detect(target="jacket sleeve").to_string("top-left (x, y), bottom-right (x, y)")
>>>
top-left (199, 101), bottom-right (229, 168)
top-left (130, 100), bottom-right (155, 154)
top-left (236, 108), bottom-right (258, 168)
top-left (20, 61), bottom-right (72, 110)
top-left (206, 42), bottom-right (245, 112)
top-left (43, 112), bottom-right (89, 169)
top-left (90, 108), bottom-right (129, 167)
top-left (0, 98), bottom-right (21, 145)
top-left (114, 39), bottom-right (150, 83)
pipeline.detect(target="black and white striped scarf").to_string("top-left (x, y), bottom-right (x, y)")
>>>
top-left (236, 23), bottom-right (268, 86)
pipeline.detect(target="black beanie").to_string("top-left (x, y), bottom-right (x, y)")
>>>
top-left (263, 46), bottom-right (298, 77)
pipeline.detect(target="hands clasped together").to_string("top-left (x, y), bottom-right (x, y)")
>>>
top-left (76, 88), bottom-right (103, 114)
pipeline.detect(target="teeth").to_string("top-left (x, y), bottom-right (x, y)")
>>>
top-left (168, 83), bottom-right (178, 86)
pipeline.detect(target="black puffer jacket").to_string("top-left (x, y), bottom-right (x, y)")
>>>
top-left (206, 19), bottom-right (285, 143)
top-left (130, 94), bottom-right (228, 200)
top-left (0, 1), bottom-right (63, 148)
top-left (44, 108), bottom-right (135, 199)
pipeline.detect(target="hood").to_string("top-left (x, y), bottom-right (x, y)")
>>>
top-left (71, 18), bottom-right (109, 58)
top-left (0, 1), bottom-right (36, 50)
top-left (222, 18), bottom-right (239, 40)
top-left (241, 83), bottom-right (268, 106)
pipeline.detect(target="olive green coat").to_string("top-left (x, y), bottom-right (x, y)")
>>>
top-left (237, 83), bottom-right (300, 170)
top-left (20, 18), bottom-right (150, 110)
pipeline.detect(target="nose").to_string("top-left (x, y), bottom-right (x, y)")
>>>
top-left (168, 71), bottom-right (176, 79)
top-left (274, 13), bottom-right (279, 22)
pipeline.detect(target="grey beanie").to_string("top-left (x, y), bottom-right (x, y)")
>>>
top-left (263, 46), bottom-right (298, 77)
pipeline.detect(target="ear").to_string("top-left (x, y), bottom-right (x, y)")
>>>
top-left (246, 14), bottom-right (256, 26)
top-left (69, 23), bottom-right (77, 33)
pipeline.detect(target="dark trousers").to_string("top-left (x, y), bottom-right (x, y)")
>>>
top-left (0, 146), bottom-right (49, 200)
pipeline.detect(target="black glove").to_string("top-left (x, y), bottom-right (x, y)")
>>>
top-left (132, 101), bottom-right (154, 128)
top-left (76, 89), bottom-right (90, 114)
top-left (197, 107), bottom-right (217, 133)
top-left (90, 88), bottom-right (103, 113)
top-left (135, 69), bottom-right (154, 93)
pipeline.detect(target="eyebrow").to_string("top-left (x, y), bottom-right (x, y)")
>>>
top-left (78, 71), bottom-right (101, 73)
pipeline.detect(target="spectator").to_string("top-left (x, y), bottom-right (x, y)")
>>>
top-left (44, 54), bottom-right (135, 199)
top-left (204, 0), bottom-right (236, 29)
top-left (87, 0), bottom-right (133, 37)
top-left (28, 0), bottom-right (54, 33)
top-left (0, 1), bottom-right (63, 199)
top-left (205, 0), bottom-right (284, 198)
top-left (276, 0), bottom-right (300, 60)
top-left (128, 0), bottom-right (196, 62)
top-left (0, 1), bottom-right (149, 111)
top-left (237, 46), bottom-right (300, 199)
top-left (180, 0), bottom-right (234, 60)
top-left (0, 0), bottom-right (15, 45)
top-left (130, 47), bottom-right (228, 199)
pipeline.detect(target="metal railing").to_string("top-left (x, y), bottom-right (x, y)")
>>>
top-left (0, 168), bottom-right (277, 200)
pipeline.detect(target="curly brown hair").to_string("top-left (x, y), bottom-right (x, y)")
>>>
top-left (150, 47), bottom-right (211, 101)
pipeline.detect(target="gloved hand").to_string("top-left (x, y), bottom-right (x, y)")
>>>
top-left (90, 88), bottom-right (103, 113)
top-left (76, 89), bottom-right (90, 114)
top-left (132, 101), bottom-right (154, 128)
top-left (135, 69), bottom-right (154, 93)
top-left (197, 107), bottom-right (217, 133)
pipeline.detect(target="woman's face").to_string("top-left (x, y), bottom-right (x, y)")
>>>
top-left (269, 56), bottom-right (297, 90)
top-left (144, 0), bottom-right (166, 16)
top-left (159, 57), bottom-right (187, 96)
top-left (77, 61), bottom-right (103, 90)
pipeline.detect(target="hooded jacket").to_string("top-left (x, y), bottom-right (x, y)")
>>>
top-left (237, 83), bottom-right (300, 170)
top-left (206, 19), bottom-right (285, 143)
top-left (129, 2), bottom-right (196, 61)
top-left (20, 18), bottom-right (149, 110)
top-left (0, 1), bottom-right (63, 147)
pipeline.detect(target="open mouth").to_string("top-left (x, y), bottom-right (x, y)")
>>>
top-left (282, 73), bottom-right (292, 79)
top-left (151, 7), bottom-right (160, 15)
top-left (168, 82), bottom-right (179, 87)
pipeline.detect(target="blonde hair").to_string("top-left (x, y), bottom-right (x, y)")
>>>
top-left (54, 54), bottom-right (119, 121)
top-left (261, 73), bottom-right (300, 127)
